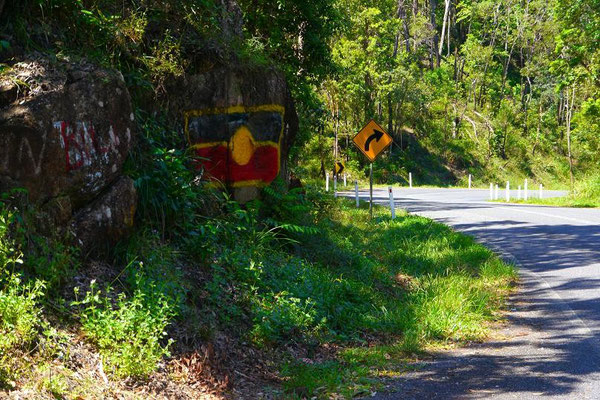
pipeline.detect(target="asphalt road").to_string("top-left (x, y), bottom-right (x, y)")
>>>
top-left (340, 187), bottom-right (600, 399)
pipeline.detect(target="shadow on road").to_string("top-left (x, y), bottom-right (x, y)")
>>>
top-left (361, 193), bottom-right (600, 399)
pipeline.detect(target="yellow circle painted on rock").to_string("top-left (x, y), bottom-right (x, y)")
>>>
top-left (231, 125), bottom-right (255, 166)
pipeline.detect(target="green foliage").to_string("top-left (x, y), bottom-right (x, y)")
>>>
top-left (0, 206), bottom-right (45, 387)
top-left (126, 110), bottom-right (214, 238)
top-left (250, 291), bottom-right (325, 345)
top-left (25, 236), bottom-right (79, 295)
top-left (73, 280), bottom-right (175, 378)
top-left (260, 178), bottom-right (322, 235)
top-left (121, 231), bottom-right (190, 314)
top-left (237, 0), bottom-right (343, 87)
top-left (2, 0), bottom-right (222, 94)
top-left (189, 186), bottom-right (515, 363)
top-left (294, 0), bottom-right (599, 190)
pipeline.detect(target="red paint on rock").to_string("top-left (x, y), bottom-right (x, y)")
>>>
top-left (54, 121), bottom-right (122, 172)
top-left (193, 144), bottom-right (279, 185)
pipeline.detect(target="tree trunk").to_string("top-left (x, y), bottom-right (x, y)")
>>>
top-left (429, 0), bottom-right (440, 68)
top-left (398, 0), bottom-right (411, 53)
top-left (566, 86), bottom-right (576, 191)
top-left (439, 0), bottom-right (451, 56)
top-left (532, 102), bottom-right (542, 156)
top-left (319, 124), bottom-right (326, 178)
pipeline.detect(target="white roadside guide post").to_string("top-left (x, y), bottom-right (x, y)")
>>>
top-left (334, 175), bottom-right (337, 197)
top-left (518, 185), bottom-right (522, 200)
top-left (540, 184), bottom-right (543, 199)
top-left (489, 183), bottom-right (494, 200)
top-left (388, 186), bottom-right (396, 219)
top-left (506, 181), bottom-right (510, 201)
top-left (495, 184), bottom-right (499, 200)
top-left (326, 173), bottom-right (329, 192)
top-left (409, 172), bottom-right (413, 188)
top-left (468, 174), bottom-right (472, 189)
top-left (355, 180), bottom-right (359, 208)
top-left (524, 179), bottom-right (528, 200)
top-left (344, 173), bottom-right (347, 187)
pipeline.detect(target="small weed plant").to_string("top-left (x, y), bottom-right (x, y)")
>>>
top-left (73, 279), bottom-right (175, 378)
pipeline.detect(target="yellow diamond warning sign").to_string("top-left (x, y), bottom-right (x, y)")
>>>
top-left (352, 120), bottom-right (393, 162)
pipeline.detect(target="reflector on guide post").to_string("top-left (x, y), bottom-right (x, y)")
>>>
top-left (352, 120), bottom-right (393, 162)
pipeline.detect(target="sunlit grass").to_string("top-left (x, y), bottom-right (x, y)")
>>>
top-left (280, 198), bottom-right (517, 398)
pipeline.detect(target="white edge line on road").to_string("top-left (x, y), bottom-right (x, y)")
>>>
top-left (351, 188), bottom-right (593, 225)
top-left (412, 205), bottom-right (600, 348)
top-left (483, 242), bottom-right (595, 339)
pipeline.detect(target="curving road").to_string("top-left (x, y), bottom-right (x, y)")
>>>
top-left (340, 187), bottom-right (600, 399)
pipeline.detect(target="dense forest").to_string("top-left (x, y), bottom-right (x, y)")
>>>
top-left (0, 0), bottom-right (598, 398)
top-left (5, 0), bottom-right (599, 187)
top-left (293, 0), bottom-right (600, 188)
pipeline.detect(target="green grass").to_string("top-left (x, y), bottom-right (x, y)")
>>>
top-left (172, 191), bottom-right (512, 398)
top-left (495, 174), bottom-right (600, 208)
top-left (496, 196), bottom-right (600, 208)
top-left (270, 199), bottom-right (516, 398)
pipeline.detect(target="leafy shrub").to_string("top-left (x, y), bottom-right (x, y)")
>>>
top-left (73, 281), bottom-right (175, 378)
top-left (121, 231), bottom-right (189, 315)
top-left (261, 178), bottom-right (332, 231)
top-left (126, 110), bottom-right (214, 238)
top-left (250, 291), bottom-right (325, 345)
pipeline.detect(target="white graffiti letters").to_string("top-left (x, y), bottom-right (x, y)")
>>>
top-left (55, 121), bottom-right (125, 172)
top-left (0, 121), bottom-right (128, 176)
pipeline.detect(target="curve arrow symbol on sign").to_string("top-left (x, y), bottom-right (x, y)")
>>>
top-left (364, 129), bottom-right (385, 151)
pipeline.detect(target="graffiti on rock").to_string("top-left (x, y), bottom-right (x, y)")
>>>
top-left (54, 121), bottom-right (131, 172)
top-left (184, 105), bottom-right (285, 187)
top-left (0, 121), bottom-right (131, 177)
top-left (0, 132), bottom-right (48, 177)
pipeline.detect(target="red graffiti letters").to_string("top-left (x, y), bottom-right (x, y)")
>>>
top-left (54, 121), bottom-right (130, 172)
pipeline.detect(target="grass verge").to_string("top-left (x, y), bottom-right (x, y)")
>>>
top-left (0, 185), bottom-right (517, 398)
top-left (493, 174), bottom-right (600, 208)
top-left (274, 198), bottom-right (517, 398)
top-left (495, 196), bottom-right (600, 208)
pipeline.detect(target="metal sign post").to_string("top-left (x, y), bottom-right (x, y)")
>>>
top-left (369, 163), bottom-right (373, 219)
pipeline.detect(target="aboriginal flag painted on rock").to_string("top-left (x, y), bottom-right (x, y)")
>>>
top-left (184, 105), bottom-right (284, 188)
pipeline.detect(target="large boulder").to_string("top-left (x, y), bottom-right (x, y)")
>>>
top-left (71, 176), bottom-right (137, 253)
top-left (0, 56), bottom-right (137, 251)
top-left (168, 66), bottom-right (298, 203)
top-left (0, 57), bottom-right (134, 206)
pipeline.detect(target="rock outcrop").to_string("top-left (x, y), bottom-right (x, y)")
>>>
top-left (0, 56), bottom-right (137, 251)
top-left (169, 66), bottom-right (298, 203)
